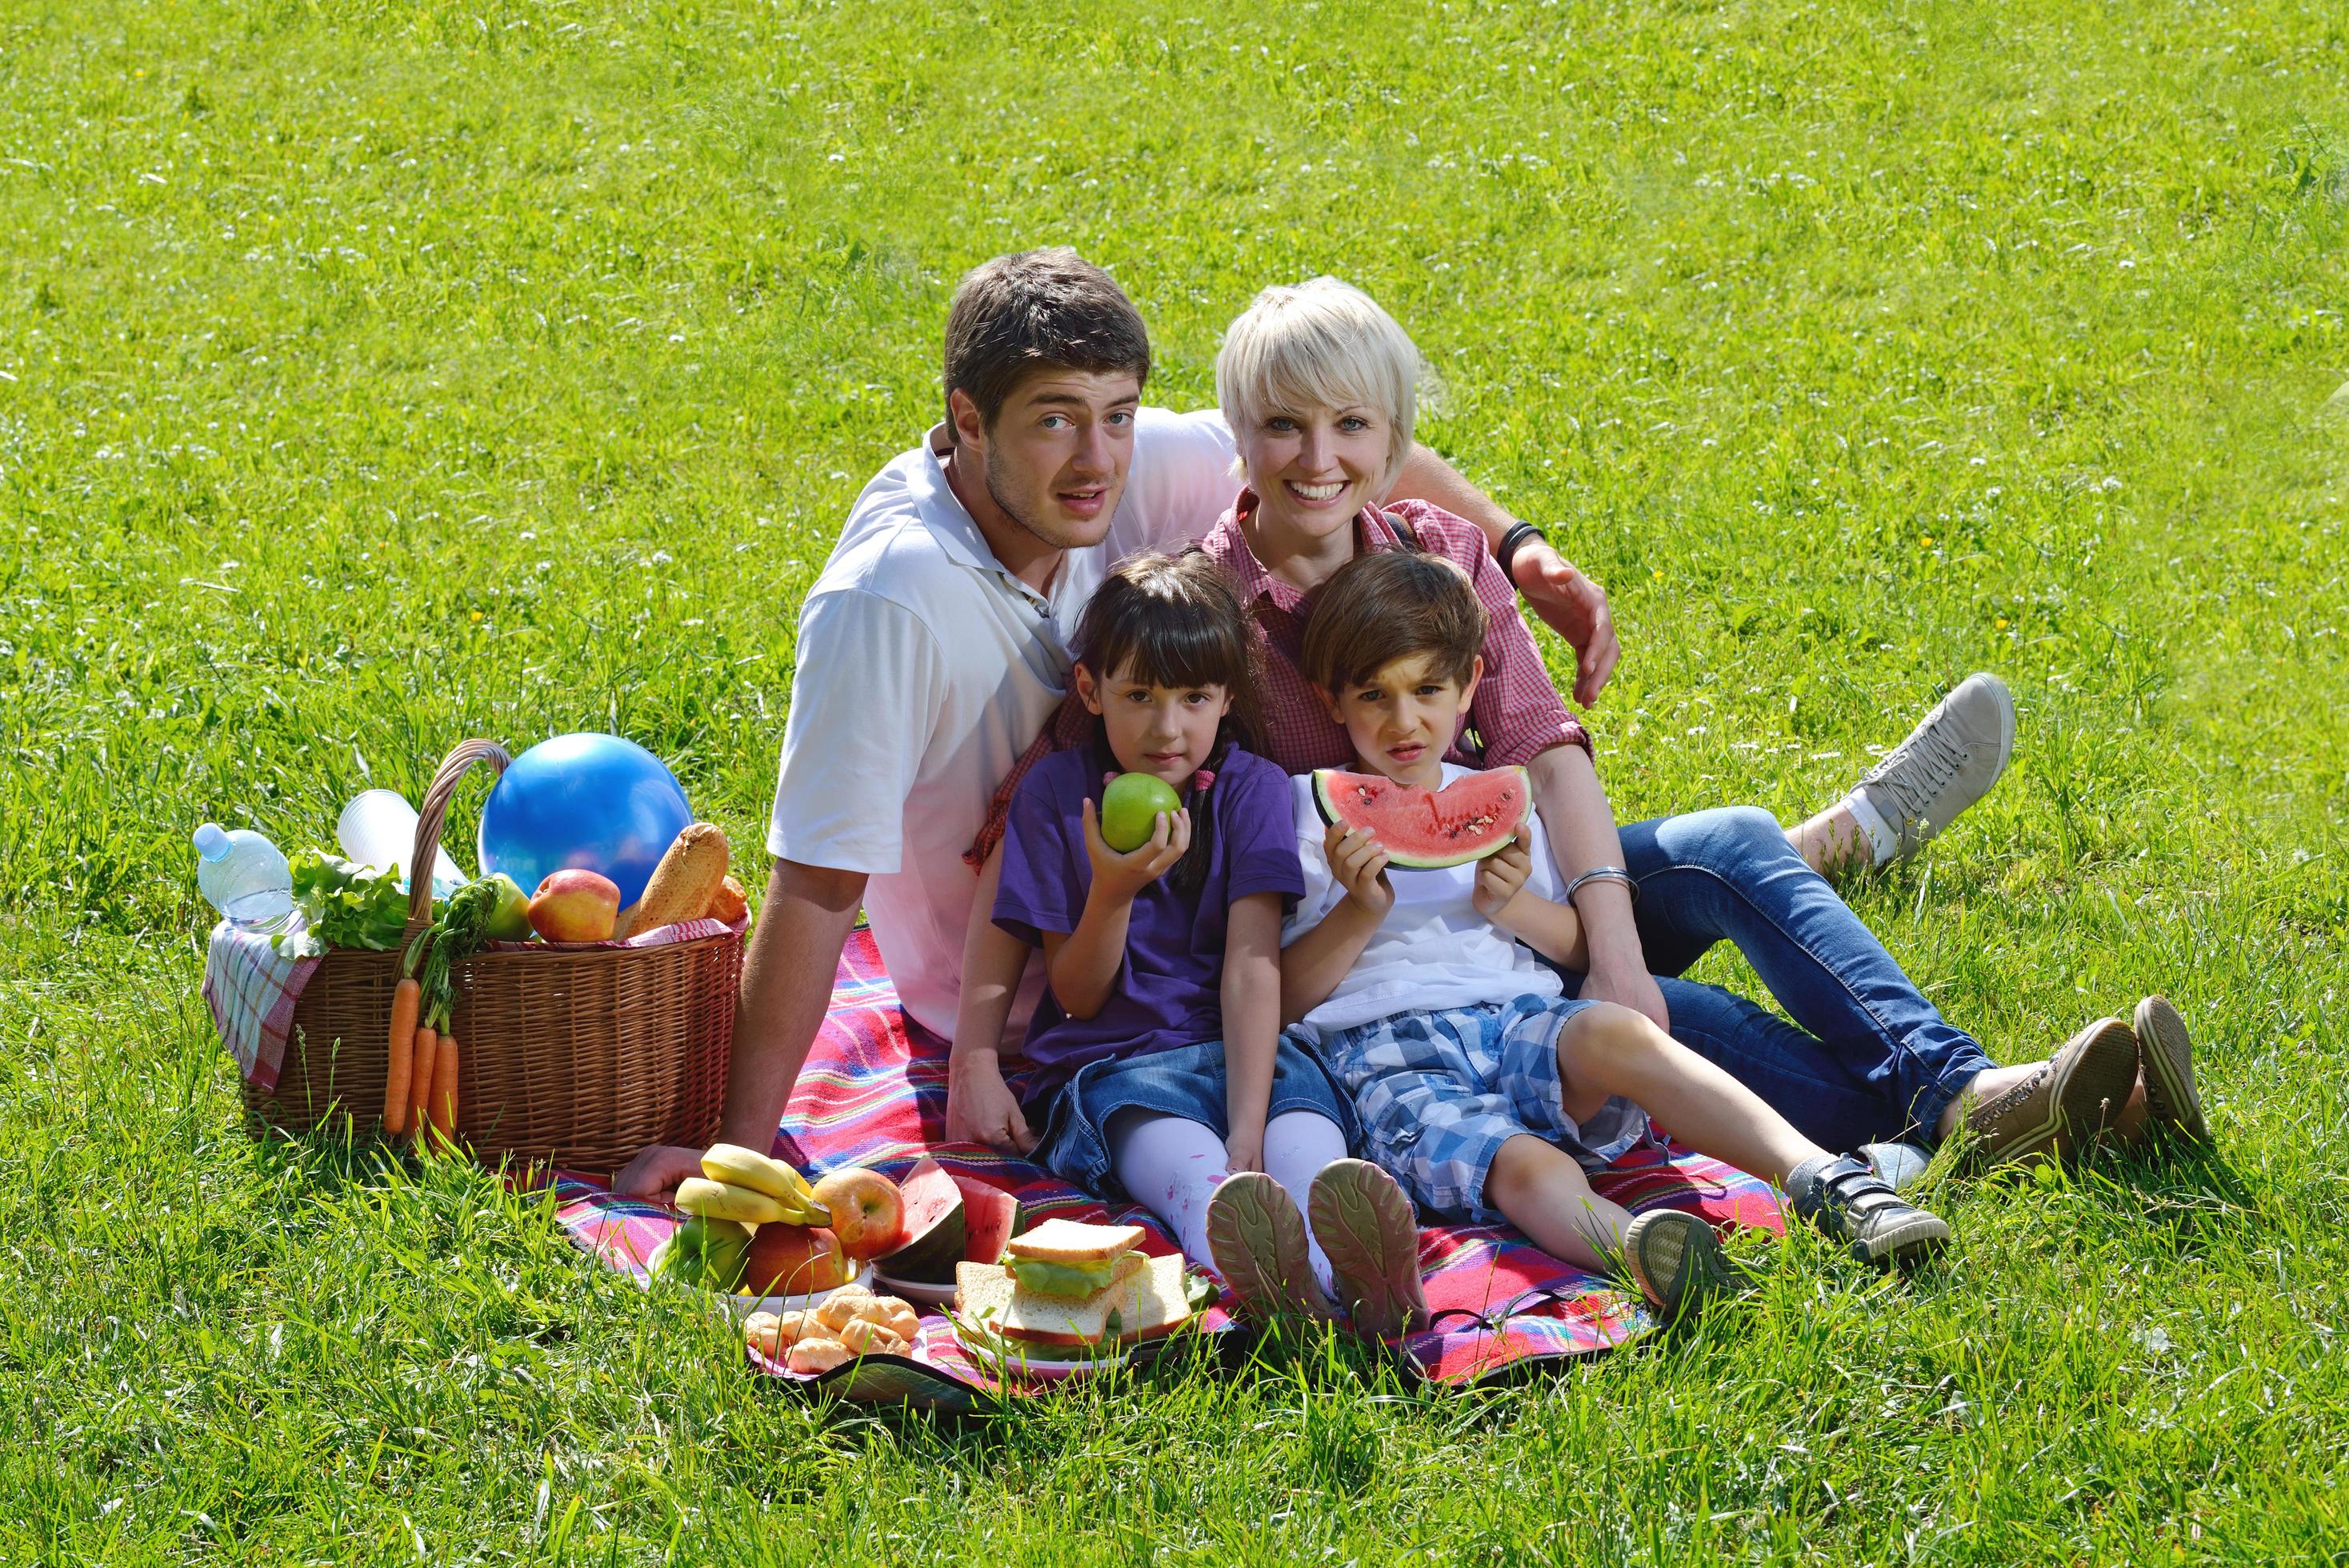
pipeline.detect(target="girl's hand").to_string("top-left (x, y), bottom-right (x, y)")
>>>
top-left (1224, 1125), bottom-right (1265, 1174)
top-left (1323, 823), bottom-right (1395, 918)
top-left (1081, 796), bottom-right (1191, 902)
top-left (1472, 829), bottom-right (1536, 919)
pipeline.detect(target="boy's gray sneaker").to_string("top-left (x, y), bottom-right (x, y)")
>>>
top-left (1787, 1154), bottom-right (1951, 1266)
top-left (1851, 673), bottom-right (2015, 861)
top-left (1623, 1209), bottom-right (1753, 1321)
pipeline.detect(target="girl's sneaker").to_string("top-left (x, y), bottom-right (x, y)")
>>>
top-left (2132, 995), bottom-right (2211, 1143)
top-left (1622, 1210), bottom-right (1753, 1321)
top-left (1307, 1159), bottom-right (1429, 1338)
top-left (1205, 1172), bottom-right (1335, 1323)
top-left (1787, 1153), bottom-right (1951, 1266)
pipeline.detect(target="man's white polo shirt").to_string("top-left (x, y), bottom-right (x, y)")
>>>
top-left (766, 408), bottom-right (1236, 1041)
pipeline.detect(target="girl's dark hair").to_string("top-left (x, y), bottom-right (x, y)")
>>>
top-left (1072, 550), bottom-right (1263, 901)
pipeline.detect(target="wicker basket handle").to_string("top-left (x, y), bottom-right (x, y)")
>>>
top-left (402, 738), bottom-right (513, 937)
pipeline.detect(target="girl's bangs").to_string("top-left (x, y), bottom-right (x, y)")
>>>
top-left (1090, 593), bottom-right (1242, 692)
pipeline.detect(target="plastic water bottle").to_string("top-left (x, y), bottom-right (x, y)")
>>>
top-left (193, 822), bottom-right (295, 930)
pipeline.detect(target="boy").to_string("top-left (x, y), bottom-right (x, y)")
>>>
top-left (1271, 550), bottom-right (1953, 1318)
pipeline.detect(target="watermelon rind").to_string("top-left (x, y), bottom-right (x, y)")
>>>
top-left (874, 1157), bottom-right (966, 1284)
top-left (1312, 766), bottom-right (1531, 870)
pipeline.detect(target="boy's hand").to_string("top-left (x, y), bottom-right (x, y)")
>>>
top-left (1472, 829), bottom-right (1536, 919)
top-left (1324, 824), bottom-right (1395, 918)
top-left (1081, 796), bottom-right (1191, 902)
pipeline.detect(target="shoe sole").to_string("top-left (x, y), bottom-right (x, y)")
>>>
top-left (2132, 995), bottom-right (2210, 1143)
top-left (1205, 1173), bottom-right (1331, 1323)
top-left (1307, 1159), bottom-right (1428, 1339)
top-left (2050, 1017), bottom-right (2146, 1160)
top-left (1967, 1017), bottom-right (2139, 1170)
top-left (1844, 1206), bottom-right (1952, 1268)
top-left (1623, 1210), bottom-right (1745, 1319)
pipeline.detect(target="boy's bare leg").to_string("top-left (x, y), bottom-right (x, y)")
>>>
top-left (1483, 1134), bottom-right (1635, 1272)
top-left (1555, 1003), bottom-right (1823, 1184)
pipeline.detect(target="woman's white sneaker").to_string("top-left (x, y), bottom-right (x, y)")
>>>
top-left (1847, 672), bottom-right (2016, 863)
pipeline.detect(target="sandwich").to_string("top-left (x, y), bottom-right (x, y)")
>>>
top-left (954, 1218), bottom-right (1199, 1352)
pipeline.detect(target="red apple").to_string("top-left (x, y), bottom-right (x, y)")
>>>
top-left (528, 869), bottom-right (620, 942)
top-left (742, 1223), bottom-right (852, 1298)
top-left (811, 1166), bottom-right (906, 1261)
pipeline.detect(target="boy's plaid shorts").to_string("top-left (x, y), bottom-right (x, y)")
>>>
top-left (1311, 994), bottom-right (1651, 1225)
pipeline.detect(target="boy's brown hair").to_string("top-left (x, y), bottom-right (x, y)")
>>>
top-left (1299, 550), bottom-right (1487, 694)
top-left (942, 248), bottom-right (1151, 438)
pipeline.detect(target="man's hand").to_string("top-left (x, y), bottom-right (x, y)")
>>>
top-left (1080, 797), bottom-right (1191, 902)
top-left (946, 1050), bottom-right (1037, 1153)
top-left (1512, 543), bottom-right (1619, 707)
top-left (1581, 962), bottom-right (1670, 1036)
top-left (1472, 828), bottom-right (1536, 920)
top-left (1324, 823), bottom-right (1395, 918)
top-left (614, 1142), bottom-right (706, 1199)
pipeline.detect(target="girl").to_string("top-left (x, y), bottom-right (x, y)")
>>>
top-left (976, 550), bottom-right (1429, 1334)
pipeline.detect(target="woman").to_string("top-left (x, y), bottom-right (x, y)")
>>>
top-left (949, 278), bottom-right (2206, 1181)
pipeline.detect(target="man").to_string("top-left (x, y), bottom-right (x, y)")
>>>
top-left (614, 250), bottom-right (2021, 1194)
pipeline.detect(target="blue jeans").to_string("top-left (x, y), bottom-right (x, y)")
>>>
top-left (1564, 806), bottom-right (1995, 1153)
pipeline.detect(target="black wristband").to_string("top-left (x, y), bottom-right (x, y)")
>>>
top-left (1495, 522), bottom-right (1547, 590)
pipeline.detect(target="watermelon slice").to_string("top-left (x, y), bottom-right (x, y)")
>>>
top-left (1311, 765), bottom-right (1531, 869)
top-left (952, 1174), bottom-right (1021, 1266)
top-left (874, 1157), bottom-right (966, 1283)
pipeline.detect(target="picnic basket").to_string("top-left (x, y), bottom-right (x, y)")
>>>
top-left (241, 738), bottom-right (742, 1174)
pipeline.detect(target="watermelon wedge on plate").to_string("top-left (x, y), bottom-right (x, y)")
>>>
top-left (1311, 765), bottom-right (1530, 869)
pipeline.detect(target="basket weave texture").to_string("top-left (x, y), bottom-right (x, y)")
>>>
top-left (242, 738), bottom-right (739, 1174)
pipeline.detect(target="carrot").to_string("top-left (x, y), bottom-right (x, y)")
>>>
top-left (430, 1033), bottom-right (459, 1146)
top-left (406, 1025), bottom-right (438, 1142)
top-left (382, 978), bottom-right (420, 1135)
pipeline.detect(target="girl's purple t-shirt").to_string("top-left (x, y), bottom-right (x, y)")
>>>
top-left (992, 746), bottom-right (1305, 1090)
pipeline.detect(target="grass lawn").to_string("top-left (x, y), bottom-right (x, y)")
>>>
top-left (5, 0), bottom-right (2348, 1560)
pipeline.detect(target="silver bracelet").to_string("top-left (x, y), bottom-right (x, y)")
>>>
top-left (1562, 866), bottom-right (1639, 906)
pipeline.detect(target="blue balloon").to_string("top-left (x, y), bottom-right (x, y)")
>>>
top-left (478, 734), bottom-right (692, 910)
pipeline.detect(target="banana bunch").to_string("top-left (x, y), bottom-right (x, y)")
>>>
top-left (677, 1143), bottom-right (827, 1226)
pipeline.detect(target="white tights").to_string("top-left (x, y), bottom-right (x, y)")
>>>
top-left (1107, 1109), bottom-right (1347, 1297)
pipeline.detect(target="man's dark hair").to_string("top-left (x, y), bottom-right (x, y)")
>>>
top-left (942, 248), bottom-right (1151, 436)
top-left (1300, 550), bottom-right (1487, 694)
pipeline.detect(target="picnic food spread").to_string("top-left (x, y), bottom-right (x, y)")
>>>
top-left (1311, 764), bottom-right (1531, 868)
top-left (200, 734), bottom-right (750, 1168)
top-left (954, 1218), bottom-right (1201, 1351)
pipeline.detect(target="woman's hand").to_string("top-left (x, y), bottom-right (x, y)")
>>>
top-left (1512, 543), bottom-right (1619, 708)
top-left (1471, 828), bottom-right (1536, 919)
top-left (1324, 823), bottom-right (1395, 918)
top-left (945, 1049), bottom-right (1036, 1153)
top-left (1081, 796), bottom-right (1191, 903)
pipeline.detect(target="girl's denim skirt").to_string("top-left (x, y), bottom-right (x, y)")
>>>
top-left (1018, 1037), bottom-right (1359, 1202)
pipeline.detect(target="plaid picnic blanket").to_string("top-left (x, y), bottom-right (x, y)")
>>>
top-left (203, 914), bottom-right (744, 1093)
top-left (553, 929), bottom-right (1787, 1405)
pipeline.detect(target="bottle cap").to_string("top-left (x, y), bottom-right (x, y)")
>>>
top-left (194, 823), bottom-right (231, 861)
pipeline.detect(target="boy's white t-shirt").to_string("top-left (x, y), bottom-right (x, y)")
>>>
top-left (1281, 763), bottom-right (1569, 1036)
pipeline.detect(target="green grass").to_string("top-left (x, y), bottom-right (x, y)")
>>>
top-left (4, 0), bottom-right (2347, 1560)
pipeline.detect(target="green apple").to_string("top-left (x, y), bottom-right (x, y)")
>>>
top-left (1100, 772), bottom-right (1183, 853)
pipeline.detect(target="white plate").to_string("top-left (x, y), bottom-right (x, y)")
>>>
top-left (870, 1271), bottom-right (961, 1308)
top-left (716, 1263), bottom-right (876, 1318)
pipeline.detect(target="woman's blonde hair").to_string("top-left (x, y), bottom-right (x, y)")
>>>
top-left (1215, 277), bottom-right (1419, 496)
